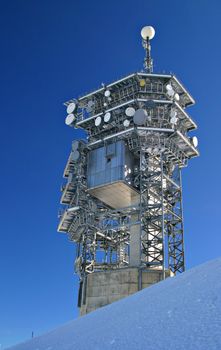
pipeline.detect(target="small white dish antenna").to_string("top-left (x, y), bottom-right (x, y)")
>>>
top-left (103, 102), bottom-right (108, 107)
top-left (95, 116), bottom-right (102, 126)
top-left (141, 26), bottom-right (155, 40)
top-left (170, 110), bottom-right (177, 118)
top-left (65, 114), bottom-right (76, 126)
top-left (166, 84), bottom-right (173, 91)
top-left (133, 109), bottom-right (147, 125)
top-left (192, 136), bottom-right (198, 147)
top-left (67, 102), bottom-right (77, 114)
top-left (167, 89), bottom-right (175, 97)
top-left (104, 112), bottom-right (111, 123)
top-left (174, 93), bottom-right (180, 101)
top-left (123, 119), bottom-right (130, 127)
top-left (125, 107), bottom-right (135, 117)
top-left (170, 116), bottom-right (178, 125)
top-left (104, 90), bottom-right (111, 97)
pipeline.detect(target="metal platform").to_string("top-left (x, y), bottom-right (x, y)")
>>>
top-left (88, 181), bottom-right (139, 209)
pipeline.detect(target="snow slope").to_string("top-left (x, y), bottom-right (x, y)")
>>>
top-left (8, 258), bottom-right (221, 350)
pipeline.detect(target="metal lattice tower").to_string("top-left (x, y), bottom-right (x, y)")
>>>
top-left (58, 26), bottom-right (199, 314)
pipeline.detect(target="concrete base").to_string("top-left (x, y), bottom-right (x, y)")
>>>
top-left (80, 268), bottom-right (171, 315)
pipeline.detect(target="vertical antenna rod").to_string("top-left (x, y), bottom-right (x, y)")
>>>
top-left (141, 26), bottom-right (155, 73)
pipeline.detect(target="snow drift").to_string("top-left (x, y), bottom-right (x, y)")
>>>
top-left (8, 258), bottom-right (221, 350)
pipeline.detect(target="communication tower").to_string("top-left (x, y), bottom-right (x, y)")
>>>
top-left (58, 26), bottom-right (199, 315)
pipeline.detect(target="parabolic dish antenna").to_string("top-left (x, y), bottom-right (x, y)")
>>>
top-left (139, 79), bottom-right (146, 87)
top-left (95, 116), bottom-right (102, 126)
top-left (133, 109), bottom-right (147, 125)
top-left (192, 136), bottom-right (198, 147)
top-left (67, 102), bottom-right (77, 114)
top-left (141, 26), bottom-right (155, 40)
top-left (125, 107), bottom-right (135, 117)
top-left (170, 116), bottom-right (178, 125)
top-left (65, 114), bottom-right (76, 126)
top-left (86, 100), bottom-right (94, 112)
top-left (145, 100), bottom-right (155, 109)
top-left (166, 84), bottom-right (173, 91)
top-left (174, 93), bottom-right (180, 101)
top-left (72, 150), bottom-right (80, 162)
top-left (167, 89), bottom-right (175, 97)
top-left (104, 90), bottom-right (111, 97)
top-left (72, 140), bottom-right (80, 151)
top-left (170, 110), bottom-right (177, 118)
top-left (123, 119), bottom-right (130, 127)
top-left (104, 112), bottom-right (111, 123)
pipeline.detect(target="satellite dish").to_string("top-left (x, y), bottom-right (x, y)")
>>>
top-left (86, 100), bottom-right (94, 112)
top-left (67, 102), bottom-right (77, 114)
top-left (104, 90), bottom-right (111, 97)
top-left (174, 93), bottom-right (180, 101)
top-left (104, 112), bottom-right (111, 123)
top-left (141, 26), bottom-right (155, 40)
top-left (95, 116), bottom-right (102, 126)
top-left (65, 114), bottom-right (76, 126)
top-left (103, 102), bottom-right (108, 107)
top-left (123, 119), bottom-right (130, 127)
top-left (145, 100), bottom-right (155, 109)
top-left (133, 109), bottom-right (147, 125)
top-left (72, 150), bottom-right (80, 162)
top-left (166, 84), bottom-right (173, 91)
top-left (170, 116), bottom-right (178, 125)
top-left (191, 136), bottom-right (198, 147)
top-left (125, 107), bottom-right (135, 117)
top-left (139, 79), bottom-right (146, 87)
top-left (167, 89), bottom-right (175, 97)
top-left (170, 110), bottom-right (177, 118)
top-left (72, 140), bottom-right (80, 151)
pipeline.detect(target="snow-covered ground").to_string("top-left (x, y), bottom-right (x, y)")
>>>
top-left (8, 258), bottom-right (221, 350)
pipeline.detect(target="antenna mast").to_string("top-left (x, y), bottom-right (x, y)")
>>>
top-left (141, 26), bottom-right (155, 73)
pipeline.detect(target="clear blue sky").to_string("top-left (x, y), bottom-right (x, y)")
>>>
top-left (1, 0), bottom-right (220, 348)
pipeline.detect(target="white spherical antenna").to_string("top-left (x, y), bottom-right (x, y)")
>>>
top-left (141, 26), bottom-right (155, 40)
top-left (125, 107), bottom-right (135, 117)
top-left (104, 112), bottom-right (111, 123)
top-left (133, 109), bottom-right (147, 125)
top-left (65, 114), bottom-right (76, 126)
top-left (95, 116), bottom-right (102, 126)
top-left (123, 119), bottom-right (130, 127)
top-left (174, 93), bottom-right (180, 101)
top-left (67, 102), bottom-right (77, 114)
top-left (104, 90), bottom-right (111, 97)
top-left (192, 136), bottom-right (198, 148)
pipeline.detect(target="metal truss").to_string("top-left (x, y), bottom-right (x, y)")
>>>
top-left (59, 71), bottom-right (198, 281)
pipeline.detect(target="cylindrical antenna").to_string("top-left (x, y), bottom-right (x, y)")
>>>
top-left (141, 26), bottom-right (155, 73)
